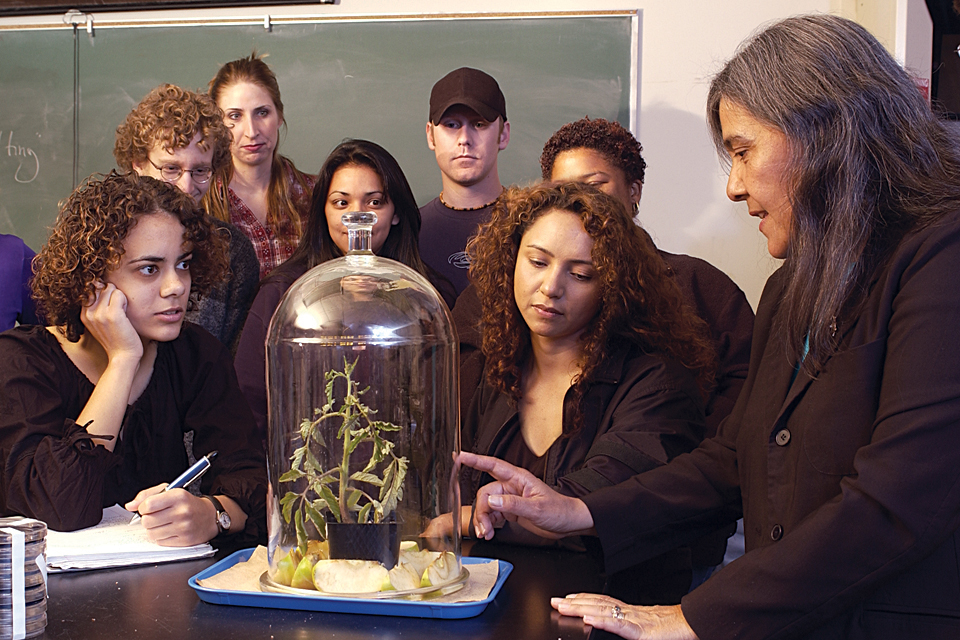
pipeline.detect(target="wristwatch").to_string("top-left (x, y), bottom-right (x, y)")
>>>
top-left (203, 495), bottom-right (231, 534)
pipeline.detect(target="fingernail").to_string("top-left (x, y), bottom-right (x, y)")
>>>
top-left (488, 495), bottom-right (503, 508)
top-left (550, 598), bottom-right (561, 607)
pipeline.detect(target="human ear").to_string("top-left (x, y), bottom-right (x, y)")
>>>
top-left (426, 123), bottom-right (436, 151)
top-left (498, 121), bottom-right (510, 151)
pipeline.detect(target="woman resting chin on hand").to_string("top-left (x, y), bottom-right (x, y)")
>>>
top-left (0, 171), bottom-right (265, 546)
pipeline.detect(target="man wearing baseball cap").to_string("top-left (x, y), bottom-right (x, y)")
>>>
top-left (420, 67), bottom-right (510, 298)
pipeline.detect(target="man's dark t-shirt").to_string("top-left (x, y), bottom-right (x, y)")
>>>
top-left (418, 196), bottom-right (495, 297)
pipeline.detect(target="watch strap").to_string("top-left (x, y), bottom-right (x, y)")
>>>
top-left (203, 495), bottom-right (231, 534)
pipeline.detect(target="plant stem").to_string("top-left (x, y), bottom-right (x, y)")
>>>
top-left (338, 374), bottom-right (355, 523)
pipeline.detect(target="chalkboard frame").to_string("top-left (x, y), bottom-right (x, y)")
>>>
top-left (0, 10), bottom-right (640, 250)
top-left (0, 1), bottom-right (331, 18)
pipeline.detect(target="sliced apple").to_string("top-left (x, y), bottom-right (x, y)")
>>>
top-left (272, 548), bottom-right (302, 586)
top-left (420, 551), bottom-right (459, 588)
top-left (398, 548), bottom-right (439, 579)
top-left (312, 559), bottom-right (390, 594)
top-left (387, 562), bottom-right (422, 591)
top-left (291, 552), bottom-right (323, 590)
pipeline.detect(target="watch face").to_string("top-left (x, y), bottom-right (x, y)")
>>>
top-left (218, 512), bottom-right (232, 531)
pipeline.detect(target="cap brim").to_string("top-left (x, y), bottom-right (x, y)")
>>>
top-left (430, 98), bottom-right (502, 124)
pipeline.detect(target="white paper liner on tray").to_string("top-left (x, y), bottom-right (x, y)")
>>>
top-left (197, 546), bottom-right (499, 603)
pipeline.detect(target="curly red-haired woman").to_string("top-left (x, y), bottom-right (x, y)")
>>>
top-left (460, 181), bottom-right (715, 604)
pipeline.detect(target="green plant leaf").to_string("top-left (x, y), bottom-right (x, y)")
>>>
top-left (288, 445), bottom-right (306, 473)
top-left (379, 438), bottom-right (395, 462)
top-left (344, 431), bottom-right (364, 457)
top-left (380, 463), bottom-right (394, 501)
top-left (346, 489), bottom-right (362, 511)
top-left (298, 417), bottom-right (312, 439)
top-left (304, 502), bottom-right (327, 539)
top-left (357, 502), bottom-right (372, 524)
top-left (319, 484), bottom-right (341, 522)
top-left (295, 509), bottom-right (307, 556)
top-left (370, 499), bottom-right (383, 524)
top-left (308, 426), bottom-right (326, 449)
top-left (280, 491), bottom-right (299, 524)
top-left (350, 472), bottom-right (383, 486)
top-left (278, 468), bottom-right (304, 483)
top-left (304, 448), bottom-right (323, 475)
top-left (379, 457), bottom-right (408, 517)
top-left (337, 413), bottom-right (355, 440)
top-left (325, 372), bottom-right (338, 403)
top-left (394, 457), bottom-right (407, 503)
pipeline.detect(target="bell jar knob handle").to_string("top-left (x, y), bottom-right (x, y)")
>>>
top-left (342, 211), bottom-right (378, 255)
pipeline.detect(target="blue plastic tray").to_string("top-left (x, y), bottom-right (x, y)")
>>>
top-left (188, 548), bottom-right (512, 619)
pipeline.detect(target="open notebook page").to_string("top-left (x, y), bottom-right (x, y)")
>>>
top-left (46, 504), bottom-right (214, 572)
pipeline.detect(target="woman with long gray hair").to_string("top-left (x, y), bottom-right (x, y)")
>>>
top-left (459, 14), bottom-right (960, 640)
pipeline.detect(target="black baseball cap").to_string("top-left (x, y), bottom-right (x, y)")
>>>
top-left (429, 67), bottom-right (507, 124)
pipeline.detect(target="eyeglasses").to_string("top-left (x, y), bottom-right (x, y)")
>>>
top-left (146, 158), bottom-right (213, 184)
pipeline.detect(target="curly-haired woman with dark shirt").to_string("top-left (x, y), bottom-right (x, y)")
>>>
top-left (457, 181), bottom-right (716, 604)
top-left (0, 171), bottom-right (266, 545)
top-left (465, 15), bottom-right (960, 640)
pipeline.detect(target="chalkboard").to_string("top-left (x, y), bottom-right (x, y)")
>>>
top-left (0, 13), bottom-right (637, 251)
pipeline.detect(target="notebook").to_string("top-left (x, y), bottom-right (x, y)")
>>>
top-left (45, 504), bottom-right (214, 572)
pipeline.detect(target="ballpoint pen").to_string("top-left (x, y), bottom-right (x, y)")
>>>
top-left (129, 451), bottom-right (218, 524)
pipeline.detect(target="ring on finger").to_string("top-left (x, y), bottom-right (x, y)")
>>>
top-left (612, 605), bottom-right (624, 621)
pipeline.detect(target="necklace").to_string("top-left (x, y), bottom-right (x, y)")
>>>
top-left (438, 190), bottom-right (501, 212)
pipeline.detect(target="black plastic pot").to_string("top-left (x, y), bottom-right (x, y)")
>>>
top-left (326, 522), bottom-right (400, 569)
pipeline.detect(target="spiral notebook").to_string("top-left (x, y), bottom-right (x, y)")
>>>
top-left (45, 504), bottom-right (214, 572)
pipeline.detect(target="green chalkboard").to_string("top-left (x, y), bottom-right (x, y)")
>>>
top-left (0, 14), bottom-right (636, 251)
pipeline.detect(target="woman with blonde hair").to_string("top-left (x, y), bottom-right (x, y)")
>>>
top-left (206, 53), bottom-right (315, 279)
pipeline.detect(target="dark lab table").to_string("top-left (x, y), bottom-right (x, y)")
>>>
top-left (41, 540), bottom-right (607, 639)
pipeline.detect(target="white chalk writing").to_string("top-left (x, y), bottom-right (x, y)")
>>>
top-left (3, 131), bottom-right (39, 183)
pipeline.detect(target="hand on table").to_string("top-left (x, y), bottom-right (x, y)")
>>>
top-left (552, 594), bottom-right (698, 640)
top-left (126, 484), bottom-right (217, 546)
top-left (458, 452), bottom-right (595, 541)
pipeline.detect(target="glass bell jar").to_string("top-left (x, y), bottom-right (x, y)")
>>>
top-left (263, 212), bottom-right (463, 598)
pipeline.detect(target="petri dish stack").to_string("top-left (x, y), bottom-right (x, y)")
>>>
top-left (0, 519), bottom-right (46, 640)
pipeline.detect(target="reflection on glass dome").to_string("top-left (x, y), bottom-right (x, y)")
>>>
top-left (263, 212), bottom-right (462, 598)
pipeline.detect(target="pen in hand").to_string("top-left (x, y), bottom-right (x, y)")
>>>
top-left (129, 451), bottom-right (218, 524)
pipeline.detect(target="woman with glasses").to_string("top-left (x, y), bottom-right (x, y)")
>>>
top-left (114, 83), bottom-right (259, 352)
top-left (206, 53), bottom-right (316, 280)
